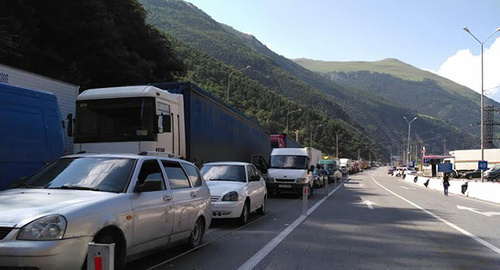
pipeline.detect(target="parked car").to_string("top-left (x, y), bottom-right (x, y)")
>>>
top-left (0, 153), bottom-right (211, 270)
top-left (460, 170), bottom-right (482, 179)
top-left (486, 168), bottom-right (500, 181)
top-left (200, 162), bottom-right (267, 225)
top-left (484, 164), bottom-right (500, 178)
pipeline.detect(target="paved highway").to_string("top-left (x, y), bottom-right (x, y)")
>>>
top-left (126, 167), bottom-right (500, 269)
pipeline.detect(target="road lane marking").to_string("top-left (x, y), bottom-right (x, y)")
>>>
top-left (457, 205), bottom-right (500, 217)
top-left (237, 182), bottom-right (344, 270)
top-left (372, 172), bottom-right (500, 255)
top-left (360, 200), bottom-right (376, 210)
top-left (400, 186), bottom-right (416, 190)
top-left (145, 213), bottom-right (271, 270)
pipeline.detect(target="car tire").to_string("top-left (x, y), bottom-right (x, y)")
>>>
top-left (257, 196), bottom-right (266, 215)
top-left (93, 231), bottom-right (126, 270)
top-left (239, 201), bottom-right (250, 225)
top-left (187, 217), bottom-right (205, 248)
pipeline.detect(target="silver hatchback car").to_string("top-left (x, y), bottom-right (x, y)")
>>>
top-left (0, 153), bottom-right (211, 270)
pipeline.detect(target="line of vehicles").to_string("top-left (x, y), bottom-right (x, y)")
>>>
top-left (0, 82), bottom-right (373, 269)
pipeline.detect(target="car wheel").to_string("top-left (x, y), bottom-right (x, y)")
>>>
top-left (257, 196), bottom-right (266, 215)
top-left (239, 201), bottom-right (250, 225)
top-left (187, 217), bottom-right (205, 248)
top-left (93, 231), bottom-right (126, 270)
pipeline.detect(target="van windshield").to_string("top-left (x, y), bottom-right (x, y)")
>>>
top-left (270, 155), bottom-right (308, 169)
top-left (75, 97), bottom-right (156, 143)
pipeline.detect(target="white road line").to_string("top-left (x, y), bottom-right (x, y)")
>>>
top-left (372, 172), bottom-right (500, 255)
top-left (237, 183), bottom-right (344, 270)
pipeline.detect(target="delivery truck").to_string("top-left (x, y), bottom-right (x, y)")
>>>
top-left (0, 83), bottom-right (65, 189)
top-left (74, 82), bottom-right (271, 166)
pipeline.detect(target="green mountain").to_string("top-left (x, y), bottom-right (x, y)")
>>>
top-left (139, 0), bottom-right (476, 157)
top-left (294, 58), bottom-right (499, 133)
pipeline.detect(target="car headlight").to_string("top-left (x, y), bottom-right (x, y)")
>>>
top-left (17, 214), bottom-right (67, 240)
top-left (297, 178), bottom-right (307, 183)
top-left (222, 191), bottom-right (239, 201)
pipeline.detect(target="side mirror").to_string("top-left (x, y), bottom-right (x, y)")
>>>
top-left (249, 175), bottom-right (261, 182)
top-left (134, 180), bottom-right (163, 192)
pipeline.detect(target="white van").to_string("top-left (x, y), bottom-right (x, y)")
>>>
top-left (265, 148), bottom-right (313, 196)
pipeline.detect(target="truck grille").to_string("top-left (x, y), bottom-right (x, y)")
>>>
top-left (276, 179), bottom-right (296, 183)
top-left (0, 227), bottom-right (13, 240)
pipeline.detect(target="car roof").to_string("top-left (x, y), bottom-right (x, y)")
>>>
top-left (63, 153), bottom-right (192, 164)
top-left (202, 161), bottom-right (250, 166)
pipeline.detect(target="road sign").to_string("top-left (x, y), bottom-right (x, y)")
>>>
top-left (438, 163), bottom-right (452, 173)
top-left (423, 157), bottom-right (430, 165)
top-left (478, 160), bottom-right (488, 171)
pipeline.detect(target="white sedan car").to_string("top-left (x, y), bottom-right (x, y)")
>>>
top-left (201, 162), bottom-right (267, 225)
top-left (0, 153), bottom-right (211, 270)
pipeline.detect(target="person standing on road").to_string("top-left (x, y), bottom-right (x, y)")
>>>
top-left (442, 172), bottom-right (450, 196)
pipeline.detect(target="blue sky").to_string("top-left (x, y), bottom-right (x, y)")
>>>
top-left (186, 0), bottom-right (500, 100)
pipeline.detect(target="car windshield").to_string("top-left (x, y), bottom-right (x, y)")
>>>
top-left (270, 155), bottom-right (308, 169)
top-left (74, 97), bottom-right (156, 143)
top-left (200, 165), bottom-right (246, 182)
top-left (18, 157), bottom-right (135, 193)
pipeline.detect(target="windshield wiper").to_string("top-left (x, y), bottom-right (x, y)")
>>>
top-left (16, 183), bottom-right (41, 188)
top-left (208, 178), bottom-right (237, 181)
top-left (51, 185), bottom-right (100, 191)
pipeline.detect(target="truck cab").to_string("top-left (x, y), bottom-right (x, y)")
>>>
top-left (265, 148), bottom-right (312, 196)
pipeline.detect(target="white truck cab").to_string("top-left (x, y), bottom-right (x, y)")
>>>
top-left (265, 148), bottom-right (313, 195)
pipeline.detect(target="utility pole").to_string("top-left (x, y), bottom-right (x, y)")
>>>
top-left (336, 133), bottom-right (339, 159)
top-left (295, 130), bottom-right (299, 142)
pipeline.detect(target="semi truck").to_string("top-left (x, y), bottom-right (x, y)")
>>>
top-left (0, 83), bottom-right (65, 189)
top-left (270, 133), bottom-right (301, 148)
top-left (73, 82), bottom-right (271, 166)
top-left (444, 149), bottom-right (500, 178)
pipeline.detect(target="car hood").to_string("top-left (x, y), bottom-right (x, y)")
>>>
top-left (0, 188), bottom-right (117, 227)
top-left (267, 168), bottom-right (308, 179)
top-left (206, 181), bottom-right (245, 197)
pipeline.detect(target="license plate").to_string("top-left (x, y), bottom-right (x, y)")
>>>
top-left (279, 185), bottom-right (291, 188)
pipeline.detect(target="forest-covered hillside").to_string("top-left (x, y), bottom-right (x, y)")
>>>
top-left (0, 0), bottom-right (383, 160)
top-left (139, 0), bottom-right (476, 156)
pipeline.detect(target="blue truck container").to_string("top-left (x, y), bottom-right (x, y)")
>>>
top-left (0, 83), bottom-right (65, 189)
top-left (153, 82), bottom-right (272, 166)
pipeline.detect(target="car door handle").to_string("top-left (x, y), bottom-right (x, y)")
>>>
top-left (163, 195), bottom-right (172, 202)
top-left (190, 191), bottom-right (197, 198)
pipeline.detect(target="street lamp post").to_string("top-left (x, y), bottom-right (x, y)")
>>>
top-left (227, 66), bottom-right (251, 101)
top-left (404, 116), bottom-right (417, 167)
top-left (463, 26), bottom-right (500, 182)
top-left (310, 124), bottom-right (323, 147)
top-left (286, 109), bottom-right (301, 134)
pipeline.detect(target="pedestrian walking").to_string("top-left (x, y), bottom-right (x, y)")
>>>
top-left (442, 172), bottom-right (450, 196)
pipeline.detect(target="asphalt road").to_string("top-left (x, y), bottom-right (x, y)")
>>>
top-left (126, 168), bottom-right (500, 270)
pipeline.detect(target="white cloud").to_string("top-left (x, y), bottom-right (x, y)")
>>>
top-left (437, 37), bottom-right (500, 98)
